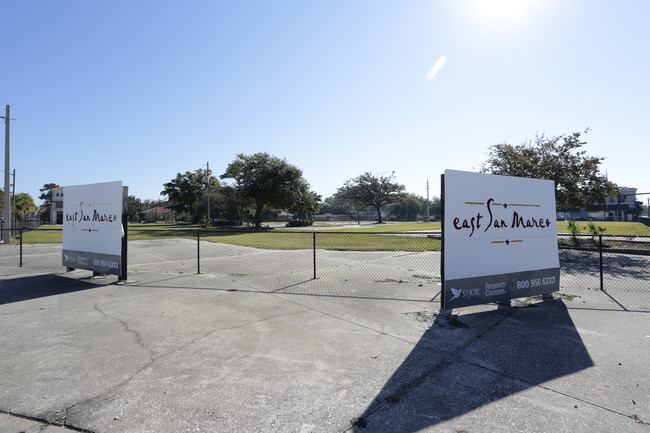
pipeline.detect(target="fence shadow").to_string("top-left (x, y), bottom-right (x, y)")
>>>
top-left (128, 274), bottom-right (437, 303)
top-left (0, 274), bottom-right (102, 305)
top-left (352, 298), bottom-right (594, 432)
top-left (602, 254), bottom-right (650, 279)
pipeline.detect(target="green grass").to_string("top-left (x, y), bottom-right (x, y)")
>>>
top-left (556, 221), bottom-right (650, 236)
top-left (325, 222), bottom-right (441, 233)
top-left (129, 223), bottom-right (202, 229)
top-left (129, 227), bottom-right (201, 241)
top-left (201, 231), bottom-right (441, 252)
top-left (17, 224), bottom-right (440, 251)
top-left (19, 228), bottom-right (63, 243)
top-left (13, 221), bottom-right (649, 251)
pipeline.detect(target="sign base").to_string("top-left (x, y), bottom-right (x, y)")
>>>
top-left (443, 267), bottom-right (560, 310)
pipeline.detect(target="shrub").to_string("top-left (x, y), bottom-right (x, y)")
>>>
top-left (567, 220), bottom-right (581, 237)
top-left (586, 221), bottom-right (606, 236)
top-left (286, 219), bottom-right (313, 227)
top-left (213, 220), bottom-right (239, 227)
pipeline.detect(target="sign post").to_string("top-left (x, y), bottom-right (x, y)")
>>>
top-left (442, 170), bottom-right (560, 310)
top-left (62, 181), bottom-right (127, 278)
top-left (120, 185), bottom-right (128, 281)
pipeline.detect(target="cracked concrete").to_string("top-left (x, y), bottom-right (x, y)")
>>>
top-left (42, 294), bottom-right (314, 431)
top-left (1, 271), bottom-right (648, 432)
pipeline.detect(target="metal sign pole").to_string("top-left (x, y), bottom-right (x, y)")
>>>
top-left (119, 186), bottom-right (128, 281)
top-left (440, 173), bottom-right (445, 310)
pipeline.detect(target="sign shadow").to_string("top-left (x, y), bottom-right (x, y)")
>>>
top-left (0, 274), bottom-right (102, 305)
top-left (352, 298), bottom-right (594, 432)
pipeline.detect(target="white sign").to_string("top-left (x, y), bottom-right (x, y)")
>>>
top-left (443, 170), bottom-right (560, 309)
top-left (62, 181), bottom-right (124, 275)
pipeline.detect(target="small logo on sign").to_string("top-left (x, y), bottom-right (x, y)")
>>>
top-left (449, 287), bottom-right (481, 301)
top-left (450, 288), bottom-right (462, 301)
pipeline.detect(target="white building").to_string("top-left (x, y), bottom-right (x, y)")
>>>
top-left (50, 187), bottom-right (64, 225)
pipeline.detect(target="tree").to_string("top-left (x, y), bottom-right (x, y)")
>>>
top-left (388, 194), bottom-right (425, 221)
top-left (13, 193), bottom-right (38, 222)
top-left (220, 153), bottom-right (316, 228)
top-left (142, 198), bottom-right (167, 210)
top-left (481, 130), bottom-right (619, 209)
top-left (220, 184), bottom-right (252, 226)
top-left (161, 169), bottom-right (218, 223)
top-left (127, 195), bottom-right (145, 222)
top-left (197, 175), bottom-right (224, 224)
top-left (286, 185), bottom-right (322, 222)
top-left (338, 171), bottom-right (406, 224)
top-left (429, 196), bottom-right (441, 221)
top-left (38, 183), bottom-right (60, 223)
top-left (320, 192), bottom-right (356, 216)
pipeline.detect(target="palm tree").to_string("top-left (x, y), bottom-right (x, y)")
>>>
top-left (13, 193), bottom-right (38, 223)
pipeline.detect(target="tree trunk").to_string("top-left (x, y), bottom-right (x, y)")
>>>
top-left (375, 205), bottom-right (383, 224)
top-left (254, 202), bottom-right (264, 228)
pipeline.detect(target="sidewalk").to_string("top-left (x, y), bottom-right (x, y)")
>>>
top-left (0, 271), bottom-right (648, 432)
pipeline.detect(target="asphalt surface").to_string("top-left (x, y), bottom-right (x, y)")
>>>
top-left (0, 270), bottom-right (648, 433)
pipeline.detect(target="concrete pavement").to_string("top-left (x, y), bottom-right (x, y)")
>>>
top-left (0, 270), bottom-right (648, 432)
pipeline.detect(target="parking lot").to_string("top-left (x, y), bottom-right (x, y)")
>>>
top-left (1, 265), bottom-right (649, 432)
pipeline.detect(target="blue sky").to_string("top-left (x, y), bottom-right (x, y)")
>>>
top-left (2, 0), bottom-right (649, 206)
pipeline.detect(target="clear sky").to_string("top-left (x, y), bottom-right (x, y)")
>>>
top-left (2, 0), bottom-right (649, 207)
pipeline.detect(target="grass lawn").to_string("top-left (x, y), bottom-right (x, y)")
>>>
top-left (201, 231), bottom-right (441, 252)
top-left (14, 221), bottom-right (649, 251)
top-left (18, 224), bottom-right (440, 251)
top-left (556, 221), bottom-right (650, 236)
top-left (19, 227), bottom-right (63, 243)
top-left (321, 222), bottom-right (441, 232)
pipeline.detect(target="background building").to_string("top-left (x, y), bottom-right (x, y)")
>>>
top-left (557, 187), bottom-right (643, 221)
top-left (50, 187), bottom-right (64, 225)
top-left (141, 206), bottom-right (175, 223)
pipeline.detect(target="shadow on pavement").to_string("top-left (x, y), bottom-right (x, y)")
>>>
top-left (0, 274), bottom-right (102, 305)
top-left (131, 274), bottom-right (437, 302)
top-left (352, 298), bottom-right (594, 432)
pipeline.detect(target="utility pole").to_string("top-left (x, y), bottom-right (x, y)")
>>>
top-left (426, 179), bottom-right (430, 222)
top-left (11, 169), bottom-right (15, 227)
top-left (2, 105), bottom-right (13, 244)
top-left (205, 161), bottom-right (210, 224)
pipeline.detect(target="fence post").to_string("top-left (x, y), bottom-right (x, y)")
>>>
top-left (197, 230), bottom-right (201, 274)
top-left (19, 228), bottom-right (23, 267)
top-left (119, 214), bottom-right (128, 281)
top-left (313, 232), bottom-right (317, 279)
top-left (599, 234), bottom-right (603, 291)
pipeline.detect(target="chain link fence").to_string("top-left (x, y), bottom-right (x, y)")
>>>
top-left (1, 228), bottom-right (648, 309)
top-left (125, 229), bottom-right (441, 300)
top-left (557, 233), bottom-right (650, 311)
